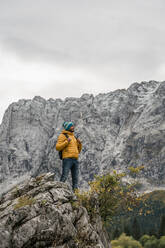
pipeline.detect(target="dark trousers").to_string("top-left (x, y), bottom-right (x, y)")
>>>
top-left (60, 158), bottom-right (79, 190)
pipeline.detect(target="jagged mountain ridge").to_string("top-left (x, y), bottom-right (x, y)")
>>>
top-left (0, 80), bottom-right (165, 192)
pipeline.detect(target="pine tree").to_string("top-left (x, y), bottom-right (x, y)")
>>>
top-left (113, 227), bottom-right (121, 239)
top-left (132, 217), bottom-right (141, 240)
top-left (124, 223), bottom-right (131, 236)
top-left (159, 215), bottom-right (165, 237)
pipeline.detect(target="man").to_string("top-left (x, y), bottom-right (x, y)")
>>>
top-left (56, 121), bottom-right (82, 191)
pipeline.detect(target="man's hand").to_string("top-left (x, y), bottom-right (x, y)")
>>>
top-left (77, 138), bottom-right (81, 143)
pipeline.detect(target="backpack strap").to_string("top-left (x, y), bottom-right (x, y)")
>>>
top-left (58, 133), bottom-right (69, 160)
top-left (63, 133), bottom-right (69, 139)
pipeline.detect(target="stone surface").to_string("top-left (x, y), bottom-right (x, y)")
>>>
top-left (0, 173), bottom-right (111, 248)
top-left (0, 81), bottom-right (165, 192)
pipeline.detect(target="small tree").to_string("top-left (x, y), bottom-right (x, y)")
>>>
top-left (75, 171), bottom-right (140, 222)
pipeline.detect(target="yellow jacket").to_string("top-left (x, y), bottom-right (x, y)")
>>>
top-left (56, 130), bottom-right (82, 159)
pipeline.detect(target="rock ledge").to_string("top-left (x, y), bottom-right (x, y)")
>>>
top-left (0, 173), bottom-right (110, 248)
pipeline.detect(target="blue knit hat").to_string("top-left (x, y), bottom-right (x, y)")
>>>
top-left (63, 121), bottom-right (74, 131)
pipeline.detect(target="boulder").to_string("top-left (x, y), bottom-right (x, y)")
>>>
top-left (0, 173), bottom-right (111, 248)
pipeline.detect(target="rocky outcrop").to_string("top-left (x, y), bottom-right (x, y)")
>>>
top-left (0, 80), bottom-right (165, 192)
top-left (0, 173), bottom-right (111, 248)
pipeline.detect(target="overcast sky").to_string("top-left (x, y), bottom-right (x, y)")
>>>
top-left (0, 0), bottom-right (165, 122)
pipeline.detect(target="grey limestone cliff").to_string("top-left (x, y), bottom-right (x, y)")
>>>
top-left (0, 173), bottom-right (110, 248)
top-left (0, 80), bottom-right (165, 192)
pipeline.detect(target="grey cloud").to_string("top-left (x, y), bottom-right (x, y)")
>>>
top-left (1, 36), bottom-right (72, 64)
top-left (1, 0), bottom-right (165, 68)
top-left (0, 0), bottom-right (165, 123)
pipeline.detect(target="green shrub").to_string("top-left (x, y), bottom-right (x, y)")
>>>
top-left (111, 233), bottom-right (142, 248)
top-left (158, 236), bottom-right (165, 248)
top-left (144, 235), bottom-right (159, 248)
top-left (139, 234), bottom-right (151, 246)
